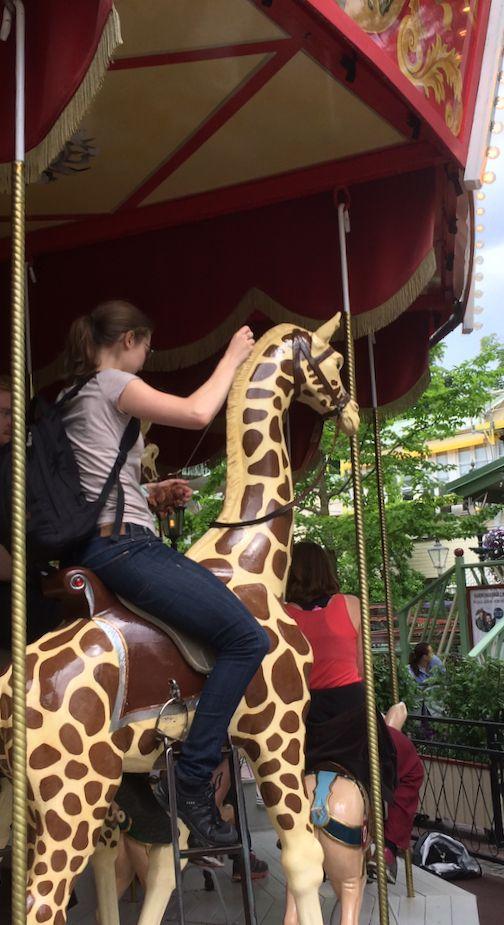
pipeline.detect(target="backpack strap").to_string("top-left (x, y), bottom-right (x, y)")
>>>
top-left (96, 416), bottom-right (141, 541)
top-left (56, 373), bottom-right (96, 407)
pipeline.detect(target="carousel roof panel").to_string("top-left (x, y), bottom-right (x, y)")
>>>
top-left (114, 0), bottom-right (286, 58)
top-left (143, 50), bottom-right (406, 205)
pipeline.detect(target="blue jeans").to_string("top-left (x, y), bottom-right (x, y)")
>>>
top-left (79, 524), bottom-right (269, 782)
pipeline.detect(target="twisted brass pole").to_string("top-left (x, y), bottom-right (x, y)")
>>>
top-left (11, 158), bottom-right (27, 925)
top-left (337, 204), bottom-right (389, 925)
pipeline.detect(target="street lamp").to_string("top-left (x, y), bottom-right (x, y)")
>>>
top-left (428, 539), bottom-right (449, 576)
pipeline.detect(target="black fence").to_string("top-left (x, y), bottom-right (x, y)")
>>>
top-left (406, 713), bottom-right (504, 864)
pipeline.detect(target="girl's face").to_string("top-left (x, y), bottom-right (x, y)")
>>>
top-left (121, 331), bottom-right (153, 374)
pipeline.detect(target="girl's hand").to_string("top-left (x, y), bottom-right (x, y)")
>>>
top-left (225, 326), bottom-right (255, 369)
top-left (146, 479), bottom-right (192, 514)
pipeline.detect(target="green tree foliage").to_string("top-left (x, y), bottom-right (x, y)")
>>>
top-left (180, 336), bottom-right (504, 607)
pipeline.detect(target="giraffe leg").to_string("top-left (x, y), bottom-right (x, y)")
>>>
top-left (317, 776), bottom-right (367, 925)
top-left (0, 775), bottom-right (12, 850)
top-left (137, 825), bottom-right (190, 925)
top-left (92, 825), bottom-right (121, 925)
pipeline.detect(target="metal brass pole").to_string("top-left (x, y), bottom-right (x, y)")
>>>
top-left (10, 3), bottom-right (27, 923)
top-left (337, 203), bottom-right (389, 925)
top-left (367, 335), bottom-right (415, 899)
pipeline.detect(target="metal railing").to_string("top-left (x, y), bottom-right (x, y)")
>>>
top-left (469, 616), bottom-right (504, 663)
top-left (407, 713), bottom-right (504, 863)
top-left (398, 554), bottom-right (504, 663)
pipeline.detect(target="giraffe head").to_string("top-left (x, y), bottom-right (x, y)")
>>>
top-left (292, 313), bottom-right (360, 436)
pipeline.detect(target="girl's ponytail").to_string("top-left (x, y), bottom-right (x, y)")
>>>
top-left (64, 315), bottom-right (98, 380)
top-left (63, 300), bottom-right (152, 381)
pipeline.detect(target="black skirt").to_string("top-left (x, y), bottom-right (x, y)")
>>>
top-left (305, 681), bottom-right (397, 804)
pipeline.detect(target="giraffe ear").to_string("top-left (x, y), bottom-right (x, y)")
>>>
top-left (314, 312), bottom-right (341, 344)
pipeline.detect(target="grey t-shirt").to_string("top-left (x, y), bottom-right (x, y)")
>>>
top-left (61, 369), bottom-right (154, 531)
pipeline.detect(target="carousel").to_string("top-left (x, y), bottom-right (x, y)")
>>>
top-left (0, 2), bottom-right (502, 924)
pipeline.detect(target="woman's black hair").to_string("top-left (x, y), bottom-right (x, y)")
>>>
top-left (408, 641), bottom-right (431, 677)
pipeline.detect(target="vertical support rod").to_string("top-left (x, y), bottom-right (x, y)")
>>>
top-left (454, 551), bottom-right (471, 655)
top-left (367, 336), bottom-right (415, 897)
top-left (337, 203), bottom-right (389, 925)
top-left (10, 4), bottom-right (27, 924)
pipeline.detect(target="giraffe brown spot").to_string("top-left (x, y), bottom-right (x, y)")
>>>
top-left (103, 828), bottom-right (113, 840)
top-left (59, 724), bottom-right (83, 755)
top-left (65, 761), bottom-right (88, 780)
top-left (215, 529), bottom-right (243, 556)
top-left (55, 911), bottom-right (66, 925)
top-left (248, 451), bottom-right (280, 478)
top-left (278, 620), bottom-right (311, 655)
top-left (259, 781), bottom-right (282, 807)
top-left (26, 652), bottom-right (38, 691)
top-left (231, 737), bottom-right (260, 761)
top-left (36, 903), bottom-right (52, 921)
top-left (238, 535), bottom-right (271, 574)
top-left (271, 650), bottom-right (304, 704)
top-left (89, 742), bottom-right (122, 780)
top-left (239, 483), bottom-right (264, 520)
top-left (37, 881), bottom-right (52, 896)
top-left (0, 692), bottom-right (10, 720)
top-left (34, 863), bottom-right (47, 876)
top-left (267, 504), bottom-right (291, 546)
top-left (93, 824), bottom-right (104, 845)
top-left (26, 707), bottom-right (43, 729)
top-left (258, 759), bottom-right (281, 777)
top-left (27, 781), bottom-right (35, 802)
top-left (80, 626), bottom-right (113, 656)
top-left (251, 363), bottom-right (276, 381)
top-left (72, 821), bottom-right (89, 851)
top-left (245, 667), bottom-right (268, 708)
top-left (63, 793), bottom-right (82, 816)
top-left (54, 879), bottom-right (67, 907)
top-left (45, 810), bottom-right (71, 842)
top-left (84, 781), bottom-right (102, 805)
top-left (280, 773), bottom-right (299, 789)
top-left (50, 850), bottom-right (67, 873)
top-left (37, 841), bottom-right (47, 855)
top-left (104, 785), bottom-right (118, 803)
top-left (264, 627), bottom-right (279, 651)
top-left (243, 408), bottom-right (268, 424)
top-left (111, 726), bottom-right (134, 752)
top-left (39, 620), bottom-right (87, 651)
top-left (70, 856), bottom-right (84, 872)
top-left (269, 417), bottom-right (282, 443)
top-left (34, 810), bottom-right (44, 836)
top-left (277, 813), bottom-right (295, 830)
top-left (93, 663), bottom-right (119, 717)
top-left (39, 649), bottom-right (85, 712)
top-left (243, 429), bottom-right (264, 458)
top-left (199, 558), bottom-right (232, 584)
top-left (237, 702), bottom-right (275, 735)
top-left (282, 740), bottom-right (301, 766)
top-left (39, 776), bottom-right (63, 801)
top-left (281, 359), bottom-right (294, 377)
top-left (266, 733), bottom-right (282, 751)
top-left (273, 396), bottom-right (282, 410)
top-left (30, 745), bottom-right (61, 771)
top-left (27, 847), bottom-right (35, 870)
top-left (277, 376), bottom-right (292, 397)
top-left (69, 687), bottom-right (106, 736)
top-left (93, 806), bottom-right (108, 820)
top-left (246, 388), bottom-right (274, 400)
top-left (303, 662), bottom-right (311, 687)
top-left (138, 729), bottom-right (158, 755)
top-left (278, 477), bottom-right (290, 501)
top-left (272, 549), bottom-right (288, 580)
top-left (233, 582), bottom-right (269, 620)
top-left (280, 711), bottom-right (300, 734)
top-left (281, 450), bottom-right (289, 469)
top-left (285, 793), bottom-right (303, 813)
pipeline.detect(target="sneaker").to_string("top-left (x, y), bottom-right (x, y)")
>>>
top-left (155, 776), bottom-right (238, 848)
top-left (232, 852), bottom-right (269, 882)
top-left (367, 845), bottom-right (397, 885)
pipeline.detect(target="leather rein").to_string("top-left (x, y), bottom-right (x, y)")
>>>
top-left (211, 334), bottom-right (350, 530)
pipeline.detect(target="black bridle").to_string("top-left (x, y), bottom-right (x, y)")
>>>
top-left (211, 334), bottom-right (351, 529)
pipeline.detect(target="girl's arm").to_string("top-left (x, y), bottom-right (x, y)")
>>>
top-left (345, 594), bottom-right (364, 680)
top-left (118, 327), bottom-right (254, 429)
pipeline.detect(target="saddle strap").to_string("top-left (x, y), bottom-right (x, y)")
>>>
top-left (311, 769), bottom-right (368, 849)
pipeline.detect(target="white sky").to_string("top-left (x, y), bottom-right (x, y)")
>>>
top-left (443, 124), bottom-right (504, 368)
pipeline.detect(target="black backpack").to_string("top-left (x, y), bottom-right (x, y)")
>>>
top-left (413, 832), bottom-right (482, 880)
top-left (0, 377), bottom-right (140, 563)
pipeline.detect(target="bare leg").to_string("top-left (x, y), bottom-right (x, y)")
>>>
top-left (320, 776), bottom-right (367, 925)
top-left (384, 702), bottom-right (407, 731)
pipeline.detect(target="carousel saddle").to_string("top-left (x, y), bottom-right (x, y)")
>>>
top-left (43, 567), bottom-right (212, 726)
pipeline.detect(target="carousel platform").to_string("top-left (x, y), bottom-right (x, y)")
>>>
top-left (65, 782), bottom-right (480, 925)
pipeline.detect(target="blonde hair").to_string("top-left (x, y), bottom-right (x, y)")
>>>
top-left (63, 300), bottom-right (152, 380)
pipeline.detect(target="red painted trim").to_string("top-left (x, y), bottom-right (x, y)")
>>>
top-left (110, 39), bottom-right (291, 69)
top-left (117, 38), bottom-right (301, 211)
top-left (0, 141), bottom-right (442, 261)
top-left (253, 0), bottom-right (466, 164)
top-left (456, 0), bottom-right (493, 156)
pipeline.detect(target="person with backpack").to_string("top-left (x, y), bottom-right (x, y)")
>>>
top-left (59, 299), bottom-right (269, 849)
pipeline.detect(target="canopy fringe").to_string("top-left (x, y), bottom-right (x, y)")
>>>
top-left (360, 369), bottom-right (431, 421)
top-left (0, 6), bottom-right (122, 193)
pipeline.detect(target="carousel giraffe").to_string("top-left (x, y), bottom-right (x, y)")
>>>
top-left (0, 314), bottom-right (360, 925)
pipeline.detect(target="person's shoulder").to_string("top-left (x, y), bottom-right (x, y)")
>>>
top-left (96, 369), bottom-right (139, 408)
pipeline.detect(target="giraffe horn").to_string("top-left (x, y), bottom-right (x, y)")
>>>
top-left (314, 312), bottom-right (341, 344)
